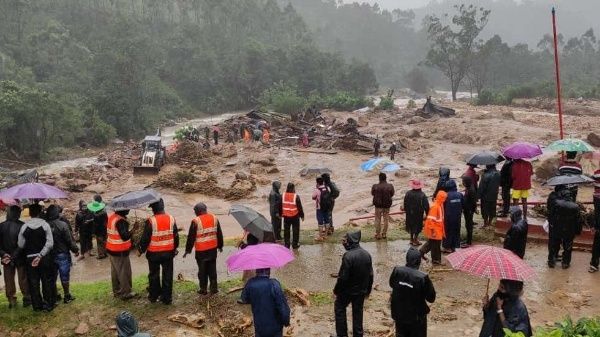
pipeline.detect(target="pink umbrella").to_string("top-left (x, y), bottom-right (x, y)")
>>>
top-left (0, 182), bottom-right (68, 200)
top-left (226, 243), bottom-right (294, 272)
top-left (502, 142), bottom-right (543, 159)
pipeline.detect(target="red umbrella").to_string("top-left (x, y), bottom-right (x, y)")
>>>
top-left (447, 245), bottom-right (536, 295)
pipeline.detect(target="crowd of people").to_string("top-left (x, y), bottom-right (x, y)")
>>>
top-left (0, 150), bottom-right (598, 337)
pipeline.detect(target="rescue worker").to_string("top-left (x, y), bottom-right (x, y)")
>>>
top-left (138, 199), bottom-right (179, 304)
top-left (503, 206), bottom-right (528, 259)
top-left (262, 128), bottom-right (270, 144)
top-left (243, 127), bottom-right (251, 143)
top-left (106, 208), bottom-right (136, 300)
top-left (46, 205), bottom-right (79, 304)
top-left (389, 247), bottom-right (436, 337)
top-left (547, 189), bottom-right (581, 269)
top-left (442, 180), bottom-right (463, 253)
top-left (0, 205), bottom-right (31, 308)
top-left (269, 181), bottom-right (283, 241)
top-left (213, 126), bottom-right (219, 145)
top-left (558, 151), bottom-right (583, 201)
top-left (333, 231), bottom-right (373, 337)
top-left (15, 204), bottom-right (54, 312)
top-left (373, 137), bottom-right (381, 157)
top-left (281, 183), bottom-right (304, 249)
top-left (389, 142), bottom-right (397, 160)
top-left (184, 203), bottom-right (224, 295)
top-left (420, 191), bottom-right (447, 265)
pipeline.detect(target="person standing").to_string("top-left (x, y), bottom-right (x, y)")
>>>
top-left (106, 209), bottom-right (136, 300)
top-left (480, 280), bottom-right (532, 337)
top-left (461, 175), bottom-right (477, 248)
top-left (503, 207), bottom-right (528, 259)
top-left (46, 205), bottom-right (79, 304)
top-left (241, 268), bottom-right (291, 337)
top-left (281, 183), bottom-right (304, 249)
top-left (463, 164), bottom-right (479, 192)
top-left (262, 128), bottom-right (270, 145)
top-left (511, 159), bottom-right (533, 219)
top-left (371, 173), bottom-right (395, 240)
top-left (373, 137), bottom-right (381, 157)
top-left (558, 151), bottom-right (583, 201)
top-left (75, 200), bottom-right (95, 260)
top-left (184, 203), bottom-right (224, 295)
top-left (479, 164), bottom-right (501, 227)
top-left (89, 195), bottom-right (108, 259)
top-left (499, 159), bottom-right (514, 217)
top-left (322, 173), bottom-right (340, 235)
top-left (433, 167), bottom-right (450, 200)
top-left (301, 131), bottom-right (309, 147)
top-left (313, 177), bottom-right (332, 241)
top-left (389, 247), bottom-right (436, 337)
top-left (547, 189), bottom-right (581, 269)
top-left (204, 126), bottom-right (210, 142)
top-left (213, 126), bottom-right (220, 145)
top-left (15, 204), bottom-right (54, 312)
top-left (389, 142), bottom-right (397, 161)
top-left (138, 199), bottom-right (179, 304)
top-left (333, 231), bottom-right (373, 337)
top-left (404, 179), bottom-right (429, 246)
top-left (269, 181), bottom-right (283, 241)
top-left (0, 205), bottom-right (31, 308)
top-left (442, 180), bottom-right (464, 253)
top-left (420, 191), bottom-right (447, 265)
top-left (589, 168), bottom-right (600, 273)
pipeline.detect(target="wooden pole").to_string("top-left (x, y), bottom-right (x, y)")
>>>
top-left (552, 7), bottom-right (565, 140)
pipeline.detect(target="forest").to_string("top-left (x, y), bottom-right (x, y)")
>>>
top-left (0, 0), bottom-right (377, 159)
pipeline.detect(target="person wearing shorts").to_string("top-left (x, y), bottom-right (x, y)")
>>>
top-left (312, 177), bottom-right (331, 241)
top-left (511, 159), bottom-right (533, 219)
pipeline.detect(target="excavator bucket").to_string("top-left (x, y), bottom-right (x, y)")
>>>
top-left (133, 166), bottom-right (160, 175)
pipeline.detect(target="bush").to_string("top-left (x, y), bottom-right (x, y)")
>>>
top-left (476, 90), bottom-right (495, 105)
top-left (323, 91), bottom-right (371, 111)
top-left (406, 99), bottom-right (417, 109)
top-left (85, 112), bottom-right (116, 146)
top-left (258, 83), bottom-right (306, 115)
top-left (533, 317), bottom-right (600, 337)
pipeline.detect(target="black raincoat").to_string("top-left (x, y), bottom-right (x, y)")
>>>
top-left (433, 167), bottom-right (450, 199)
top-left (403, 189), bottom-right (429, 234)
top-left (503, 207), bottom-right (528, 258)
top-left (333, 231), bottom-right (373, 297)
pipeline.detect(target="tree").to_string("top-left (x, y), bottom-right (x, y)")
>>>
top-left (424, 5), bottom-right (490, 101)
top-left (405, 67), bottom-right (428, 94)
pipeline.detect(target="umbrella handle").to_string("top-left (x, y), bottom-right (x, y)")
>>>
top-left (485, 278), bottom-right (490, 298)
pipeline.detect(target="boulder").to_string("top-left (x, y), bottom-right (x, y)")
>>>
top-left (357, 116), bottom-right (369, 127)
top-left (235, 172), bottom-right (249, 180)
top-left (406, 116), bottom-right (426, 125)
top-left (74, 322), bottom-right (89, 335)
top-left (408, 129), bottom-right (421, 138)
top-left (587, 132), bottom-right (600, 147)
top-left (267, 167), bottom-right (280, 174)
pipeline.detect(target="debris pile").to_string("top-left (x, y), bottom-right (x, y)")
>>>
top-left (416, 97), bottom-right (456, 118)
top-left (169, 141), bottom-right (211, 167)
top-left (154, 169), bottom-right (256, 200)
top-left (98, 142), bottom-right (141, 170)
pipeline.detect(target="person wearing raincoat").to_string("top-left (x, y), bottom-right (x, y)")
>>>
top-left (461, 175), bottom-right (478, 248)
top-left (503, 207), bottom-right (528, 259)
top-left (480, 280), bottom-right (532, 337)
top-left (442, 180), bottom-right (463, 253)
top-left (269, 181), bottom-right (283, 241)
top-left (403, 179), bottom-right (429, 246)
top-left (116, 311), bottom-right (151, 337)
top-left (590, 168), bottom-right (600, 273)
top-left (420, 191), bottom-right (447, 265)
top-left (433, 167), bottom-right (450, 200)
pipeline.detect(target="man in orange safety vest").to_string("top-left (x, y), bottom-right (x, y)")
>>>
top-left (184, 203), bottom-right (223, 295)
top-left (106, 209), bottom-right (136, 300)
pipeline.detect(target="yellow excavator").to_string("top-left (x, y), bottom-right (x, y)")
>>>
top-left (133, 131), bottom-right (166, 175)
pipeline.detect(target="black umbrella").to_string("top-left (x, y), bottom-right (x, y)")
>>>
top-left (466, 151), bottom-right (505, 166)
top-left (229, 204), bottom-right (273, 242)
top-left (545, 174), bottom-right (594, 186)
top-left (109, 188), bottom-right (161, 211)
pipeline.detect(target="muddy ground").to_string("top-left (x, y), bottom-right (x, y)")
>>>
top-left (1, 97), bottom-right (600, 336)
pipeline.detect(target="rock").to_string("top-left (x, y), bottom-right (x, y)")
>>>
top-left (357, 116), bottom-right (369, 127)
top-left (84, 183), bottom-right (106, 194)
top-left (408, 129), bottom-right (420, 138)
top-left (501, 111), bottom-right (515, 120)
top-left (406, 116), bottom-right (426, 125)
top-left (74, 322), bottom-right (89, 335)
top-left (45, 328), bottom-right (60, 337)
top-left (535, 157), bottom-right (559, 180)
top-left (395, 170), bottom-right (411, 178)
top-left (235, 172), bottom-right (249, 180)
top-left (588, 132), bottom-right (600, 147)
top-left (225, 160), bottom-right (237, 167)
top-left (267, 167), bottom-right (279, 174)
top-left (255, 156), bottom-right (275, 166)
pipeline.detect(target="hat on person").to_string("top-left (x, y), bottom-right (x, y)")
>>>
top-left (409, 179), bottom-right (423, 190)
top-left (87, 200), bottom-right (106, 213)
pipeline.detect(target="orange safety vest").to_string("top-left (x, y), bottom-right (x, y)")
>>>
top-left (193, 214), bottom-right (218, 252)
top-left (106, 213), bottom-right (132, 252)
top-left (262, 129), bottom-right (270, 144)
top-left (282, 193), bottom-right (298, 218)
top-left (147, 214), bottom-right (176, 253)
top-left (243, 129), bottom-right (251, 142)
top-left (423, 204), bottom-right (445, 241)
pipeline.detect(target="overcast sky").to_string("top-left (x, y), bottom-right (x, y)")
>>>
top-left (339, 0), bottom-right (431, 10)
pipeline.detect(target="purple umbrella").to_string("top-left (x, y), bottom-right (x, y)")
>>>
top-left (0, 183), bottom-right (68, 200)
top-left (502, 142), bottom-right (542, 159)
top-left (226, 243), bottom-right (294, 272)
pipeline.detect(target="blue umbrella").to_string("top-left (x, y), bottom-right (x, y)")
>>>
top-left (360, 158), bottom-right (382, 171)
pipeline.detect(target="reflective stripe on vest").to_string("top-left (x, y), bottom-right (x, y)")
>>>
top-left (282, 193), bottom-right (298, 217)
top-left (194, 214), bottom-right (218, 251)
top-left (147, 214), bottom-right (175, 252)
top-left (106, 213), bottom-right (132, 252)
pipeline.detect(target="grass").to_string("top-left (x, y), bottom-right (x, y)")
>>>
top-left (0, 275), bottom-right (247, 336)
top-left (309, 291), bottom-right (334, 306)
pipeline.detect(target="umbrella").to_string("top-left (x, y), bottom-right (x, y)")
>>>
top-left (545, 174), bottom-right (594, 186)
top-left (229, 204), bottom-right (273, 242)
top-left (109, 188), bottom-right (161, 211)
top-left (465, 151), bottom-right (504, 166)
top-left (299, 167), bottom-right (332, 177)
top-left (360, 158), bottom-right (399, 172)
top-left (0, 182), bottom-right (68, 200)
top-left (87, 201), bottom-right (106, 213)
top-left (502, 142), bottom-right (543, 159)
top-left (226, 243), bottom-right (294, 272)
top-left (447, 245), bottom-right (536, 282)
top-left (546, 138), bottom-right (595, 153)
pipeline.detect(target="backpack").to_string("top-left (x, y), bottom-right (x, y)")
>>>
top-left (319, 186), bottom-right (333, 211)
top-left (328, 181), bottom-right (340, 199)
